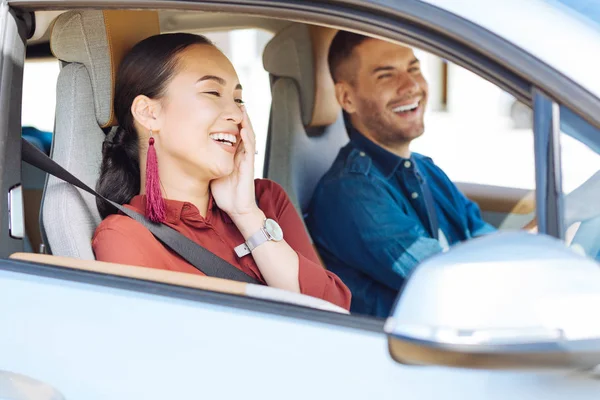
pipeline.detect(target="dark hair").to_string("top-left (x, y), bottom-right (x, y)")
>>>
top-left (327, 31), bottom-right (370, 83)
top-left (96, 33), bottom-right (213, 219)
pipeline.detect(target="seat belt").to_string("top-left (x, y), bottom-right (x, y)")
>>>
top-left (413, 162), bottom-right (440, 241)
top-left (21, 138), bottom-right (261, 285)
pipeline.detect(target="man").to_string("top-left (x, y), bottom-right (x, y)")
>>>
top-left (305, 32), bottom-right (495, 318)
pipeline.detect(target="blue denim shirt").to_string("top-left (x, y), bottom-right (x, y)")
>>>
top-left (305, 126), bottom-right (495, 318)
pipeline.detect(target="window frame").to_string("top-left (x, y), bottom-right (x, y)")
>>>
top-left (533, 90), bottom-right (565, 239)
top-left (0, 4), bottom-right (28, 256)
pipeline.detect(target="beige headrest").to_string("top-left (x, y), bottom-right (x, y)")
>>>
top-left (50, 10), bottom-right (160, 128)
top-left (263, 24), bottom-right (340, 127)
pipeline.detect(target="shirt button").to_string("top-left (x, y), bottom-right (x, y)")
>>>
top-left (404, 160), bottom-right (412, 168)
top-left (411, 192), bottom-right (419, 199)
top-left (359, 151), bottom-right (366, 157)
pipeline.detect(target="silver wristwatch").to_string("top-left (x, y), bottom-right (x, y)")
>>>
top-left (234, 218), bottom-right (284, 258)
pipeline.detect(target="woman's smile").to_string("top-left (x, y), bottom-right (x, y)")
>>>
top-left (209, 131), bottom-right (239, 154)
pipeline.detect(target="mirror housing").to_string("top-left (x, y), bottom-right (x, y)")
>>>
top-left (386, 232), bottom-right (600, 370)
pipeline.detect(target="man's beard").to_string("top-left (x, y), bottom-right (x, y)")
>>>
top-left (356, 95), bottom-right (425, 148)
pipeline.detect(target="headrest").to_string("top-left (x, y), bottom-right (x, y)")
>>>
top-left (50, 10), bottom-right (160, 128)
top-left (263, 24), bottom-right (339, 127)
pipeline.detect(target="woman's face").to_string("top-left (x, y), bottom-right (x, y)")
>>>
top-left (153, 44), bottom-right (244, 182)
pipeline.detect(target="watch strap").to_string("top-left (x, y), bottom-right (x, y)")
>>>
top-left (234, 228), bottom-right (269, 257)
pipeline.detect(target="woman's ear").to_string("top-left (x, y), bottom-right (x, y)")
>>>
top-left (335, 82), bottom-right (357, 114)
top-left (131, 95), bottom-right (162, 132)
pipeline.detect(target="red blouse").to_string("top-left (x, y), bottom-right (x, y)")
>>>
top-left (92, 179), bottom-right (351, 310)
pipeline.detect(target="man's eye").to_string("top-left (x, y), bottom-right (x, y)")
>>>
top-left (205, 91), bottom-right (221, 97)
top-left (377, 74), bottom-right (392, 80)
top-left (408, 67), bottom-right (420, 73)
top-left (235, 98), bottom-right (245, 104)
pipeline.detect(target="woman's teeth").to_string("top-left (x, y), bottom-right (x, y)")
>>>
top-left (392, 101), bottom-right (419, 113)
top-left (209, 133), bottom-right (237, 146)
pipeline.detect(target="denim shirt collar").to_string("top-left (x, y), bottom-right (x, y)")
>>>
top-left (345, 116), bottom-right (407, 178)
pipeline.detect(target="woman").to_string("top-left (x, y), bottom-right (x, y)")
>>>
top-left (92, 33), bottom-right (351, 309)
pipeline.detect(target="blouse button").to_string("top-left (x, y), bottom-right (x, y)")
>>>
top-left (411, 192), bottom-right (419, 199)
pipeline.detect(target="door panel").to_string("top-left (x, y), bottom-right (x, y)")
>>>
top-left (2, 260), bottom-right (600, 399)
top-left (457, 182), bottom-right (535, 230)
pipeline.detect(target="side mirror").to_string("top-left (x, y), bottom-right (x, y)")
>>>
top-left (385, 232), bottom-right (600, 370)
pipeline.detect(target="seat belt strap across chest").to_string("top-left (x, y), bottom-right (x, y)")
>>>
top-left (414, 162), bottom-right (440, 240)
top-left (21, 138), bottom-right (261, 285)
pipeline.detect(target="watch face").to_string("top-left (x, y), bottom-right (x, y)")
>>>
top-left (265, 218), bottom-right (284, 241)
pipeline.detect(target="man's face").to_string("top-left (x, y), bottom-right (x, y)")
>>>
top-left (338, 39), bottom-right (429, 148)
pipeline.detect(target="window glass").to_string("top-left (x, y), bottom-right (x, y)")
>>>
top-left (410, 53), bottom-right (536, 190)
top-left (203, 29), bottom-right (274, 178)
top-left (22, 59), bottom-right (59, 133)
top-left (21, 29), bottom-right (274, 178)
top-left (21, 58), bottom-right (59, 253)
top-left (559, 107), bottom-right (600, 260)
top-left (19, 29), bottom-right (273, 253)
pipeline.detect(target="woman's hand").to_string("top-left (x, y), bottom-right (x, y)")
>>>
top-left (211, 106), bottom-right (263, 231)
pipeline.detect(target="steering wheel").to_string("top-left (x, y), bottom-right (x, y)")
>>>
top-left (565, 171), bottom-right (600, 259)
top-left (570, 215), bottom-right (600, 260)
top-left (523, 170), bottom-right (600, 260)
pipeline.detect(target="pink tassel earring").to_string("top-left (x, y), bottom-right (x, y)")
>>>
top-left (145, 130), bottom-right (166, 223)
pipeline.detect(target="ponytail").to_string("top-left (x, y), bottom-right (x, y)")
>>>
top-left (95, 126), bottom-right (140, 218)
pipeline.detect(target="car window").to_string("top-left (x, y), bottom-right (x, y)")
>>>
top-left (559, 107), bottom-right (600, 260)
top-left (22, 58), bottom-right (59, 133)
top-left (21, 58), bottom-right (59, 253)
top-left (21, 29), bottom-right (274, 177)
top-left (19, 29), bottom-right (273, 254)
top-left (410, 52), bottom-right (536, 191)
top-left (203, 29), bottom-right (273, 178)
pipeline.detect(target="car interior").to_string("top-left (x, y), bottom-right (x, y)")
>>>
top-left (8, 7), bottom-right (554, 316)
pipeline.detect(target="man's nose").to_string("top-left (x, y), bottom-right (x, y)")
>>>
top-left (396, 73), bottom-right (420, 96)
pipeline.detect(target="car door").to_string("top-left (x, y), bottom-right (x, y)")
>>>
top-left (1, 0), bottom-right (600, 399)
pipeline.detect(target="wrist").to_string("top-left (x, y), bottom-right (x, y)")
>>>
top-left (230, 207), bottom-right (266, 240)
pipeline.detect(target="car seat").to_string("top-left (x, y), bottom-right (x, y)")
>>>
top-left (40, 10), bottom-right (159, 258)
